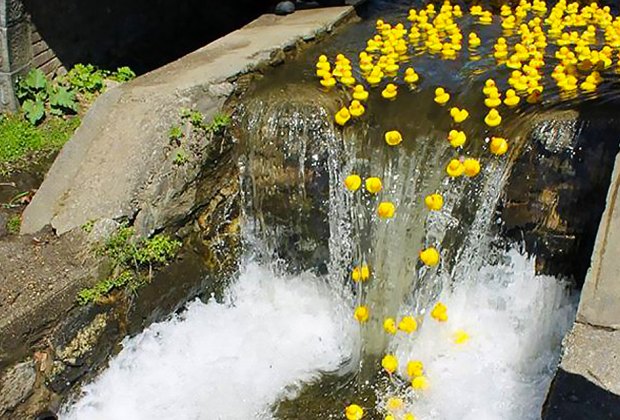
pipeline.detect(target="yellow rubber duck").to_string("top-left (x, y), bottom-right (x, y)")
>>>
top-left (316, 60), bottom-right (330, 78)
top-left (386, 397), bottom-right (403, 413)
top-left (479, 11), bottom-right (493, 24)
top-left (365, 177), bottom-right (382, 194)
top-left (316, 54), bottom-right (329, 70)
top-left (450, 107), bottom-right (469, 123)
top-left (403, 413), bottom-right (416, 420)
top-left (335, 107), bottom-right (351, 126)
top-left (453, 329), bottom-right (470, 344)
top-left (463, 158), bottom-right (481, 177)
top-left (412, 376), bottom-right (429, 390)
top-left (353, 85), bottom-right (369, 102)
top-left (490, 137), bottom-right (509, 156)
top-left (404, 68), bottom-right (420, 84)
top-left (468, 32), bottom-right (481, 48)
top-left (320, 73), bottom-right (336, 89)
top-left (382, 354), bottom-right (398, 374)
top-left (424, 193), bottom-right (444, 211)
top-left (349, 100), bottom-right (365, 118)
top-left (431, 302), bottom-right (448, 322)
top-left (482, 79), bottom-right (496, 96)
top-left (366, 68), bottom-right (383, 86)
top-left (341, 70), bottom-right (356, 87)
top-left (398, 316), bottom-right (418, 333)
top-left (506, 54), bottom-right (522, 69)
top-left (384, 59), bottom-right (399, 76)
top-left (503, 89), bottom-right (520, 107)
top-left (470, 5), bottom-right (483, 15)
top-left (382, 83), bottom-right (398, 100)
top-left (446, 158), bottom-right (464, 177)
top-left (513, 76), bottom-right (529, 92)
top-left (434, 87), bottom-right (450, 105)
top-left (351, 264), bottom-right (370, 282)
top-left (484, 109), bottom-right (502, 127)
top-left (419, 247), bottom-right (440, 266)
top-left (447, 129), bottom-right (466, 148)
top-left (407, 360), bottom-right (424, 378)
top-left (354, 306), bottom-right (369, 323)
top-left (484, 91), bottom-right (502, 108)
top-left (344, 174), bottom-right (361, 191)
top-left (580, 74), bottom-right (598, 92)
top-left (377, 202), bottom-right (396, 219)
top-left (385, 130), bottom-right (403, 146)
top-left (383, 318), bottom-right (397, 335)
top-left (346, 404), bottom-right (364, 420)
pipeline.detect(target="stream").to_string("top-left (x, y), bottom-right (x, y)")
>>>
top-left (60, 0), bottom-right (620, 418)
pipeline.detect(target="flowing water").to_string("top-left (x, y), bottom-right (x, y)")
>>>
top-left (61, 1), bottom-right (620, 418)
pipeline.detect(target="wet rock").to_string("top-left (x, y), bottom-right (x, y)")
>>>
top-left (0, 361), bottom-right (36, 415)
top-left (275, 1), bottom-right (295, 15)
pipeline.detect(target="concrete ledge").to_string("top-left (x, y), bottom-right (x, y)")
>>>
top-left (21, 6), bottom-right (356, 236)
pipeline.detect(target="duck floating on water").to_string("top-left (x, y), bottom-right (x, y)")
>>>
top-left (412, 375), bottom-right (429, 390)
top-left (431, 302), bottom-right (448, 322)
top-left (407, 360), bottom-right (424, 378)
top-left (484, 109), bottom-right (502, 127)
top-left (490, 137), bottom-right (509, 156)
top-left (503, 89), bottom-right (520, 107)
top-left (345, 404), bottom-right (364, 420)
top-left (352, 264), bottom-right (370, 282)
top-left (463, 158), bottom-right (481, 177)
top-left (453, 329), bottom-right (470, 344)
top-left (434, 87), bottom-right (450, 105)
top-left (354, 306), bottom-right (369, 323)
top-left (398, 316), bottom-right (418, 333)
top-left (382, 83), bottom-right (398, 100)
top-left (446, 158), bottom-right (464, 177)
top-left (384, 317), bottom-right (397, 335)
top-left (335, 107), bottom-right (351, 126)
top-left (404, 67), bottom-right (420, 84)
top-left (385, 130), bottom-right (403, 146)
top-left (349, 100), bottom-right (365, 118)
top-left (353, 85), bottom-right (369, 102)
top-left (450, 107), bottom-right (469, 123)
top-left (382, 354), bottom-right (398, 374)
top-left (448, 129), bottom-right (466, 148)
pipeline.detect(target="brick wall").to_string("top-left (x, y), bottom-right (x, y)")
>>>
top-left (30, 24), bottom-right (64, 77)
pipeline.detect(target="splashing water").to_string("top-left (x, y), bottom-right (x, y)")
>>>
top-left (381, 248), bottom-right (576, 420)
top-left (60, 263), bottom-right (358, 420)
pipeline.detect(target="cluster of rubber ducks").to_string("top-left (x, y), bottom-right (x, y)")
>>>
top-left (332, 0), bottom-right (620, 418)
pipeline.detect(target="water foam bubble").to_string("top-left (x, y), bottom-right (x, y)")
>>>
top-left (61, 263), bottom-right (357, 420)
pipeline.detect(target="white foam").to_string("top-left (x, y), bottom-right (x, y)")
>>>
top-left (61, 263), bottom-right (357, 420)
top-left (381, 249), bottom-right (576, 420)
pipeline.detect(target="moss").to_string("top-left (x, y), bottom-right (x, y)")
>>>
top-left (6, 215), bottom-right (21, 234)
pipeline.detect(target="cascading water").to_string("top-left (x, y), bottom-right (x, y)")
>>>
top-left (59, 0), bottom-right (620, 418)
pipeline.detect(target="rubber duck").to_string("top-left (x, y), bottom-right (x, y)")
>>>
top-left (482, 79), bottom-right (497, 96)
top-left (344, 174), bottom-right (361, 191)
top-left (320, 73), bottom-right (336, 89)
top-left (470, 5), bottom-right (483, 15)
top-left (412, 376), bottom-right (429, 390)
top-left (382, 83), bottom-right (398, 100)
top-left (580, 74), bottom-right (598, 92)
top-left (463, 158), bottom-right (481, 177)
top-left (453, 329), bottom-right (470, 344)
top-left (447, 129), bottom-right (466, 148)
top-left (484, 109), bottom-right (502, 127)
top-left (403, 413), bottom-right (416, 420)
top-left (506, 54), bottom-right (522, 69)
top-left (335, 107), bottom-right (351, 126)
top-left (384, 318), bottom-right (397, 335)
top-left (353, 85), bottom-right (369, 102)
top-left (359, 57), bottom-right (374, 74)
top-left (346, 404), bottom-right (364, 420)
top-left (468, 32), bottom-right (481, 48)
top-left (513, 75), bottom-right (529, 92)
top-left (502, 15), bottom-right (516, 30)
top-left (354, 306), bottom-right (369, 323)
top-left (484, 91), bottom-right (502, 108)
top-left (348, 100), bottom-right (365, 118)
top-left (366, 68), bottom-right (383, 85)
top-left (479, 11), bottom-right (493, 24)
top-left (450, 107), bottom-right (469, 123)
top-left (365, 177), bottom-right (382, 193)
top-left (377, 202), bottom-right (396, 219)
top-left (453, 4), bottom-right (463, 17)
top-left (316, 59), bottom-right (331, 78)
top-left (404, 68), bottom-right (420, 84)
top-left (490, 137), bottom-right (509, 156)
top-left (398, 316), bottom-right (418, 333)
top-left (434, 87), bottom-right (450, 105)
top-left (351, 264), bottom-right (370, 282)
top-left (446, 158), bottom-right (464, 177)
top-left (503, 89), bottom-right (520, 107)
top-left (424, 193), bottom-right (444, 211)
top-left (385, 58), bottom-right (399, 75)
top-left (441, 44), bottom-right (457, 59)
top-left (341, 70), bottom-right (356, 87)
top-left (431, 302), bottom-right (448, 322)
top-left (385, 130), bottom-right (403, 146)
top-left (382, 354), bottom-right (398, 374)
top-left (407, 360), bottom-right (424, 378)
top-left (419, 247), bottom-right (440, 266)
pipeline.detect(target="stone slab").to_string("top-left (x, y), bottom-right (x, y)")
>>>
top-left (577, 153), bottom-right (620, 328)
top-left (21, 7), bottom-right (356, 236)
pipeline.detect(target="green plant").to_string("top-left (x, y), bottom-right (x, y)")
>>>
top-left (81, 220), bottom-right (95, 233)
top-left (112, 66), bottom-right (136, 82)
top-left (16, 69), bottom-right (78, 125)
top-left (206, 113), bottom-right (231, 134)
top-left (80, 225), bottom-right (182, 304)
top-left (173, 148), bottom-right (189, 165)
top-left (65, 64), bottom-right (107, 94)
top-left (169, 125), bottom-right (183, 142)
top-left (6, 215), bottom-right (20, 234)
top-left (0, 114), bottom-right (80, 166)
top-left (189, 111), bottom-right (204, 128)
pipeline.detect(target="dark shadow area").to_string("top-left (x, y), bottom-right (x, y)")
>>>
top-left (543, 368), bottom-right (620, 419)
top-left (22, 0), bottom-right (276, 75)
top-left (499, 101), bottom-right (620, 288)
